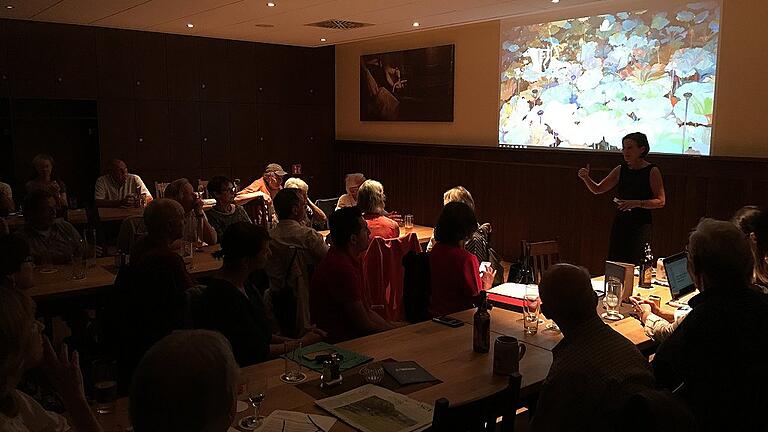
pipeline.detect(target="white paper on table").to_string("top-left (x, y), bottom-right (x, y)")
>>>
top-left (591, 280), bottom-right (605, 294)
top-left (488, 283), bottom-right (537, 299)
top-left (253, 410), bottom-right (336, 432)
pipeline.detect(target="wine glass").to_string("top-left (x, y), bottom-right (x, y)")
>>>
top-left (601, 278), bottom-right (625, 321)
top-left (239, 375), bottom-right (268, 430)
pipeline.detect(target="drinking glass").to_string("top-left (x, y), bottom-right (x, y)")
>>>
top-left (180, 240), bottom-right (195, 271)
top-left (38, 248), bottom-right (57, 274)
top-left (601, 278), bottom-right (625, 321)
top-left (404, 214), bottom-right (414, 230)
top-left (523, 284), bottom-right (541, 335)
top-left (280, 341), bottom-right (306, 384)
top-left (83, 229), bottom-right (97, 260)
top-left (239, 375), bottom-right (268, 430)
top-left (92, 360), bottom-right (117, 414)
top-left (71, 240), bottom-right (87, 280)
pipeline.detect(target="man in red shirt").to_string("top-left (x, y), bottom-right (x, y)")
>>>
top-left (310, 207), bottom-right (395, 342)
top-left (235, 163), bottom-right (286, 205)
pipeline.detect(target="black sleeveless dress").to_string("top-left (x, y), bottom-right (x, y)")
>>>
top-left (607, 163), bottom-right (656, 265)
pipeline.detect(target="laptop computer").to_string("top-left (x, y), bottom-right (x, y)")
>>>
top-left (662, 252), bottom-right (697, 305)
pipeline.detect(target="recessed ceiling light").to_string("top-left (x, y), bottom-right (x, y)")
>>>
top-left (412, 21), bottom-right (420, 27)
top-left (267, 2), bottom-right (275, 6)
top-left (5, 5), bottom-right (12, 9)
top-left (551, 0), bottom-right (559, 3)
top-left (186, 23), bottom-right (194, 28)
top-left (320, 38), bottom-right (327, 42)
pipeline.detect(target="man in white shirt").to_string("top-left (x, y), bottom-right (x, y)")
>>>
top-left (94, 159), bottom-right (153, 208)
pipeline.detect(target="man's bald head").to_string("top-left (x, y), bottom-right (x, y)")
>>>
top-left (539, 263), bottom-right (598, 331)
top-left (143, 198), bottom-right (184, 240)
top-left (107, 159), bottom-right (129, 184)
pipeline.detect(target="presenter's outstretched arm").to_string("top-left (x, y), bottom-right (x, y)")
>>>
top-left (578, 164), bottom-right (620, 195)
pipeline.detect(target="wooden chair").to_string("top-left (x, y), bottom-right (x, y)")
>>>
top-left (154, 181), bottom-right (169, 198)
top-left (523, 240), bottom-right (560, 284)
top-left (245, 195), bottom-right (271, 229)
top-left (431, 373), bottom-right (522, 432)
top-left (314, 197), bottom-right (340, 229)
top-left (197, 179), bottom-right (209, 199)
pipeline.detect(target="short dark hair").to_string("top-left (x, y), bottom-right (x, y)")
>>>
top-left (0, 235), bottom-right (31, 278)
top-left (212, 222), bottom-right (270, 265)
top-left (731, 206), bottom-right (761, 236)
top-left (273, 188), bottom-right (302, 221)
top-left (623, 132), bottom-right (650, 158)
top-left (207, 176), bottom-right (232, 198)
top-left (329, 207), bottom-right (364, 248)
top-left (23, 189), bottom-right (55, 214)
top-left (434, 201), bottom-right (477, 246)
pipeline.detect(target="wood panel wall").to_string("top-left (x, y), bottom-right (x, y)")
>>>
top-left (336, 140), bottom-right (768, 274)
top-left (0, 19), bottom-right (336, 202)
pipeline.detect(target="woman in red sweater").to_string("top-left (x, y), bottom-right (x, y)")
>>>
top-left (428, 201), bottom-right (496, 317)
top-left (357, 179), bottom-right (400, 240)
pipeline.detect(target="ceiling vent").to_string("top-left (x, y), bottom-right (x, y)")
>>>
top-left (254, 23), bottom-right (275, 28)
top-left (305, 19), bottom-right (372, 30)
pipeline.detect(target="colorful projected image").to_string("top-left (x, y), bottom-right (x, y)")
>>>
top-left (499, 2), bottom-right (721, 155)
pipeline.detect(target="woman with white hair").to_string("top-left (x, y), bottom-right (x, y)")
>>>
top-left (336, 173), bottom-right (366, 210)
top-left (0, 288), bottom-right (102, 432)
top-left (130, 330), bottom-right (239, 432)
top-left (357, 180), bottom-right (399, 240)
top-left (284, 177), bottom-right (327, 227)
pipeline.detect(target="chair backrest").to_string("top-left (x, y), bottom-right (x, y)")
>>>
top-left (245, 195), bottom-right (271, 229)
top-left (154, 181), bottom-right (169, 198)
top-left (362, 233), bottom-right (421, 321)
top-left (432, 373), bottom-right (522, 432)
top-left (314, 197), bottom-right (340, 229)
top-left (197, 179), bottom-right (209, 199)
top-left (116, 215), bottom-right (146, 253)
top-left (264, 240), bottom-right (313, 337)
top-left (524, 239), bottom-right (560, 284)
top-left (402, 250), bottom-right (431, 323)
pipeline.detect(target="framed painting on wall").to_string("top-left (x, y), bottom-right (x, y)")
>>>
top-left (360, 44), bottom-right (455, 122)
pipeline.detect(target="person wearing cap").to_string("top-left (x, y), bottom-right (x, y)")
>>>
top-left (235, 163), bottom-right (286, 206)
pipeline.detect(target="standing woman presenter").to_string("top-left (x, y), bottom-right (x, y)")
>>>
top-left (578, 132), bottom-right (666, 264)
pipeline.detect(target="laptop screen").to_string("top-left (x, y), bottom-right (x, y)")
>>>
top-left (663, 253), bottom-right (695, 297)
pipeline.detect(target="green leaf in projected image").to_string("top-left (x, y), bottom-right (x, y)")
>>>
top-left (651, 13), bottom-right (670, 29)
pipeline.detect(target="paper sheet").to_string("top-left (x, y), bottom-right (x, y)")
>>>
top-left (253, 410), bottom-right (336, 432)
top-left (488, 283), bottom-right (537, 299)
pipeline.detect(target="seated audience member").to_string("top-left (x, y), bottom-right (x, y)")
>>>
top-left (164, 178), bottom-right (217, 245)
top-left (94, 159), bottom-right (153, 208)
top-left (195, 222), bottom-right (323, 366)
top-left (731, 205), bottom-right (768, 292)
top-left (205, 175), bottom-right (251, 240)
top-left (284, 177), bottom-right (327, 226)
top-left (130, 330), bottom-right (237, 432)
top-left (129, 199), bottom-right (192, 291)
top-left (310, 207), bottom-right (395, 342)
top-left (235, 163), bottom-right (285, 205)
top-left (532, 264), bottom-right (655, 431)
top-left (267, 189), bottom-right (329, 335)
top-left (336, 173), bottom-right (365, 209)
top-left (12, 190), bottom-right (82, 264)
top-left (0, 288), bottom-right (102, 432)
top-left (0, 235), bottom-right (33, 291)
top-left (25, 154), bottom-right (68, 210)
top-left (428, 202), bottom-right (495, 317)
top-left (652, 219), bottom-right (768, 431)
top-left (0, 181), bottom-right (14, 216)
top-left (630, 296), bottom-right (689, 343)
top-left (357, 180), bottom-right (399, 240)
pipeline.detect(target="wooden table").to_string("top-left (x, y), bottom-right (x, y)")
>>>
top-left (97, 316), bottom-right (553, 432)
top-left (29, 245), bottom-right (223, 301)
top-left (475, 276), bottom-right (679, 353)
top-left (5, 209), bottom-right (89, 229)
top-left (319, 224), bottom-right (434, 246)
top-left (97, 207), bottom-right (144, 222)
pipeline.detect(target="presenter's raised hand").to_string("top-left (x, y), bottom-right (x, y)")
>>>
top-left (578, 164), bottom-right (591, 180)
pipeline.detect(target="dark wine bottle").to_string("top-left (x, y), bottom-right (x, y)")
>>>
top-left (639, 242), bottom-right (654, 288)
top-left (473, 291), bottom-right (491, 353)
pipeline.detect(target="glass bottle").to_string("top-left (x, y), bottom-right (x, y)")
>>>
top-left (639, 243), bottom-right (654, 288)
top-left (473, 291), bottom-right (491, 353)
